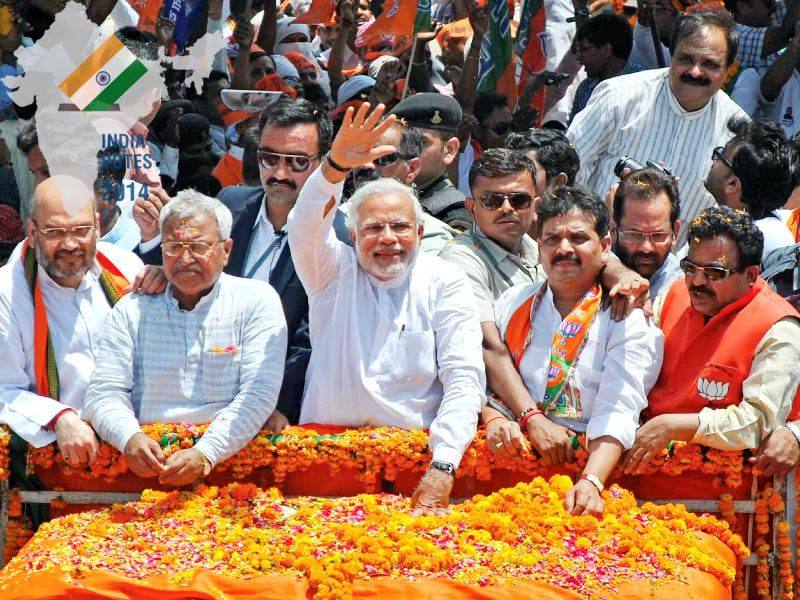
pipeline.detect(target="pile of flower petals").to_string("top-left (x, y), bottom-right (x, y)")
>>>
top-left (0, 476), bottom-right (748, 599)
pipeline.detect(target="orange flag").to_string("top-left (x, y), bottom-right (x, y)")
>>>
top-left (124, 0), bottom-right (161, 35)
top-left (292, 0), bottom-right (337, 25)
top-left (363, 0), bottom-right (418, 39)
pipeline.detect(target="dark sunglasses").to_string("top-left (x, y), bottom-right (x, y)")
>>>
top-left (680, 257), bottom-right (742, 281)
top-left (374, 152), bottom-right (412, 166)
top-left (478, 191), bottom-right (534, 211)
top-left (712, 146), bottom-right (735, 173)
top-left (257, 150), bottom-right (322, 173)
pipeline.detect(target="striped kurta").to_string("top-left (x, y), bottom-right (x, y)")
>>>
top-left (567, 68), bottom-right (748, 248)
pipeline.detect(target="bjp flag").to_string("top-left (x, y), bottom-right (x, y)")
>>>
top-left (363, 0), bottom-right (418, 39)
top-left (515, 0), bottom-right (547, 126)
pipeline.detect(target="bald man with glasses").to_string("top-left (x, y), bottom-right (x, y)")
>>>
top-left (623, 206), bottom-right (800, 474)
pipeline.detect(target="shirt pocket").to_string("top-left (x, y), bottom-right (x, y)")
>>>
top-left (388, 330), bottom-right (437, 384)
top-left (201, 350), bottom-right (241, 403)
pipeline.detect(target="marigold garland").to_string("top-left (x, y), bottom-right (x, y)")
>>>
top-left (0, 477), bottom-right (750, 600)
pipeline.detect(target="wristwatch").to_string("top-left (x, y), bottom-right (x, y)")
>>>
top-left (200, 453), bottom-right (213, 477)
top-left (430, 461), bottom-right (456, 476)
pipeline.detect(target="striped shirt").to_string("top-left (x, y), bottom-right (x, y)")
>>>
top-left (566, 68), bottom-right (747, 248)
top-left (85, 273), bottom-right (288, 466)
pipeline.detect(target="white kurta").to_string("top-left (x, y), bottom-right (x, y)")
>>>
top-left (494, 282), bottom-right (664, 449)
top-left (567, 68), bottom-right (747, 248)
top-left (288, 168), bottom-right (487, 467)
top-left (0, 242), bottom-right (143, 446)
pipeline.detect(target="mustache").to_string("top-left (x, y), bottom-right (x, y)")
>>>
top-left (689, 285), bottom-right (714, 296)
top-left (174, 264), bottom-right (203, 273)
top-left (552, 253), bottom-right (581, 265)
top-left (55, 249), bottom-right (86, 259)
top-left (494, 213), bottom-right (521, 224)
top-left (266, 178), bottom-right (297, 189)
top-left (680, 72), bottom-right (711, 86)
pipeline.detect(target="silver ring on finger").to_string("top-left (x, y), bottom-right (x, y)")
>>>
top-left (496, 441), bottom-right (504, 448)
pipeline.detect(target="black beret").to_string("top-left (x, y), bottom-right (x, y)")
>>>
top-left (389, 92), bottom-right (462, 133)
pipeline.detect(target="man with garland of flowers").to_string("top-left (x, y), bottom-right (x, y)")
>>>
top-left (487, 185), bottom-right (664, 516)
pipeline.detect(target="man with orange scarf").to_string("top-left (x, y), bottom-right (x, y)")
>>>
top-left (0, 176), bottom-right (144, 465)
top-left (489, 186), bottom-right (663, 515)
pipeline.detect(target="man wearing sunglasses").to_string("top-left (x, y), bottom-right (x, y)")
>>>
top-left (86, 191), bottom-right (287, 487)
top-left (704, 117), bottom-right (796, 257)
top-left (288, 103), bottom-right (486, 516)
top-left (611, 167), bottom-right (683, 300)
top-left (623, 206), bottom-right (800, 476)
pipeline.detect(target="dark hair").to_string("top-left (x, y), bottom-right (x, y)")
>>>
top-left (576, 12), bottom-right (633, 60)
top-left (17, 120), bottom-right (38, 154)
top-left (504, 128), bottom-right (580, 185)
top-left (687, 205), bottom-right (763, 268)
top-left (398, 123), bottom-right (423, 159)
top-left (241, 126), bottom-right (261, 187)
top-left (468, 148), bottom-right (537, 192)
top-left (670, 7), bottom-right (738, 68)
top-left (258, 96), bottom-right (334, 155)
top-left (172, 174), bottom-right (223, 198)
top-left (95, 147), bottom-right (126, 185)
top-left (727, 117), bottom-right (796, 219)
top-left (474, 92), bottom-right (509, 125)
top-left (536, 185), bottom-right (609, 238)
top-left (116, 26), bottom-right (159, 61)
top-left (613, 167), bottom-right (681, 227)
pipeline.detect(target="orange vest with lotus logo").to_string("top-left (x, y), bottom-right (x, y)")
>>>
top-left (644, 277), bottom-right (800, 421)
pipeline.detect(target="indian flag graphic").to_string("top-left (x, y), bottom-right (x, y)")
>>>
top-left (58, 34), bottom-right (148, 111)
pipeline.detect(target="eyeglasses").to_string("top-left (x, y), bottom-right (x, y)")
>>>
top-left (162, 241), bottom-right (221, 258)
top-left (490, 121), bottom-right (512, 136)
top-left (374, 152), bottom-right (412, 167)
top-left (478, 191), bottom-right (534, 211)
top-left (680, 257), bottom-right (742, 281)
top-left (618, 229), bottom-right (672, 245)
top-left (257, 150), bottom-right (322, 173)
top-left (37, 225), bottom-right (96, 241)
top-left (360, 221), bottom-right (415, 237)
top-left (712, 146), bottom-right (735, 173)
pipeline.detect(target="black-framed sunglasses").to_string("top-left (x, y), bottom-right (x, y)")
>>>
top-left (478, 191), bottom-right (534, 211)
top-left (374, 152), bottom-right (412, 166)
top-left (257, 150), bottom-right (322, 173)
top-left (680, 257), bottom-right (742, 281)
top-left (712, 146), bottom-right (735, 173)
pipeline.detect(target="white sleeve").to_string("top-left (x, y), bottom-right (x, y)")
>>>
top-left (84, 299), bottom-right (143, 452)
top-left (566, 80), bottom-right (619, 190)
top-left (286, 166), bottom-right (349, 296)
top-left (586, 311), bottom-right (664, 449)
top-left (427, 271), bottom-right (486, 465)
top-left (731, 68), bottom-right (763, 116)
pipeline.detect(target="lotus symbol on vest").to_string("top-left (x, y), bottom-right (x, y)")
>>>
top-left (697, 378), bottom-right (729, 402)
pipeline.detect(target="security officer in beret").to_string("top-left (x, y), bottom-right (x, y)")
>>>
top-left (389, 93), bottom-right (471, 230)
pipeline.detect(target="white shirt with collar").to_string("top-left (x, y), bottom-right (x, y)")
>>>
top-left (288, 168), bottom-right (487, 467)
top-left (0, 242), bottom-right (143, 446)
top-left (242, 193), bottom-right (288, 281)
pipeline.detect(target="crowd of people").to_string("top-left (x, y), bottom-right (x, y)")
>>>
top-left (1, 0), bottom-right (800, 520)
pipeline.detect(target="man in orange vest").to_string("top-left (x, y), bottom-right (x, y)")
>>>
top-left (491, 186), bottom-right (663, 515)
top-left (623, 206), bottom-right (800, 474)
top-left (0, 176), bottom-right (145, 465)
